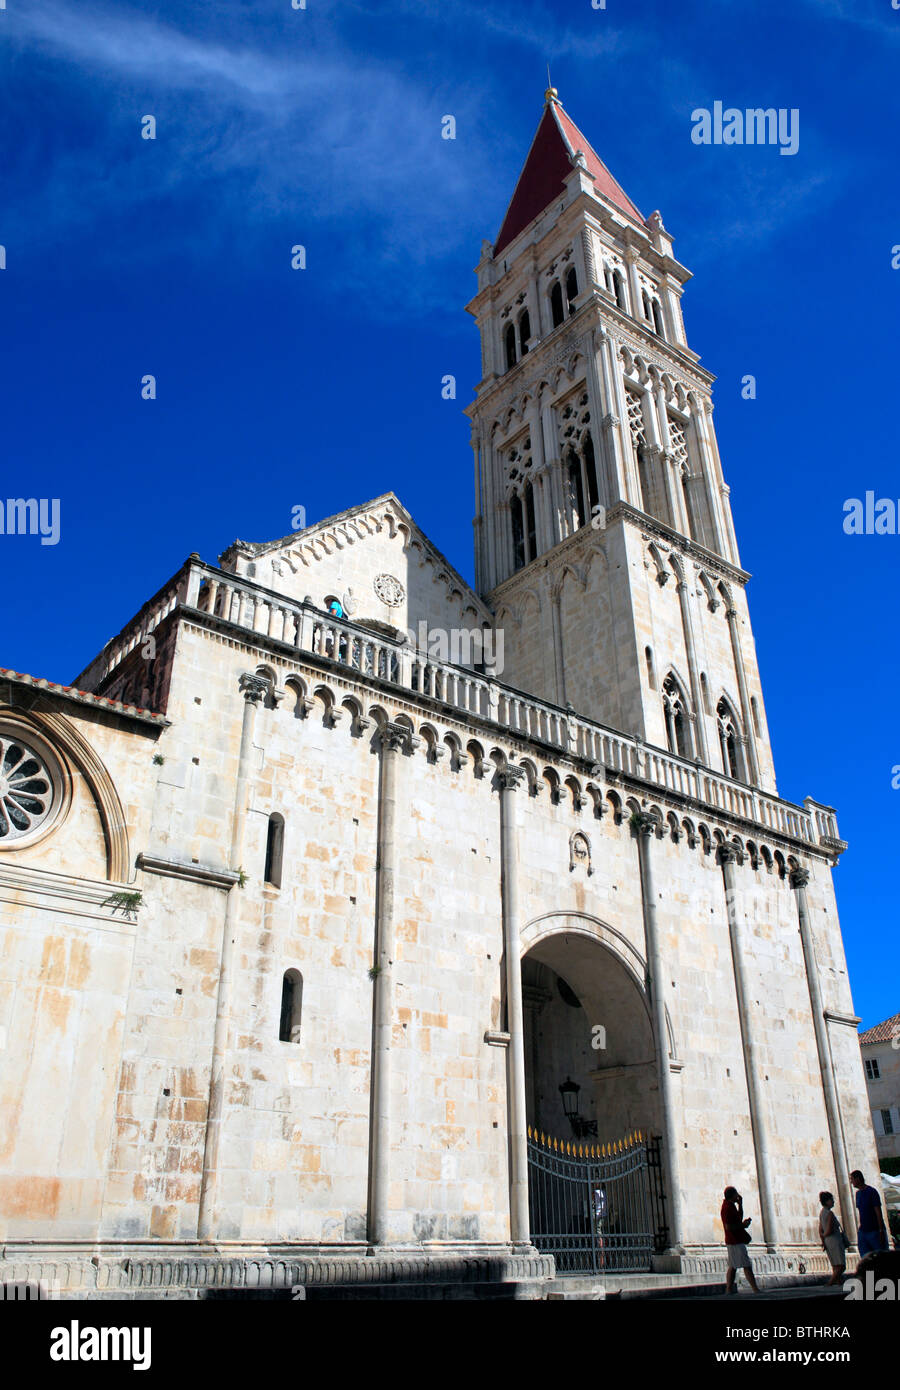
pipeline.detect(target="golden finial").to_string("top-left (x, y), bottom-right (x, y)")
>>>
top-left (545, 65), bottom-right (559, 105)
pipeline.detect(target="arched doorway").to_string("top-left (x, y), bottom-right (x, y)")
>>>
top-left (521, 921), bottom-right (668, 1271)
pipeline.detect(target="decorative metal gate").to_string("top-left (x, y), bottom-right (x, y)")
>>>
top-left (527, 1127), bottom-right (668, 1274)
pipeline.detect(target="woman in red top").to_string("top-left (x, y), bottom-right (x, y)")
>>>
top-left (721, 1186), bottom-right (760, 1294)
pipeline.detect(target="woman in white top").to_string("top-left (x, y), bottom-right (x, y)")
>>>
top-left (818, 1190), bottom-right (846, 1285)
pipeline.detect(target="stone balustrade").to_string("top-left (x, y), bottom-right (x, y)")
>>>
top-left (82, 557), bottom-right (842, 852)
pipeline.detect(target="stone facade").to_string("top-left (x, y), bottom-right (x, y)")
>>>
top-left (0, 94), bottom-right (881, 1297)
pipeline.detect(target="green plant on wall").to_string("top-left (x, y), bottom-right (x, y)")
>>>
top-left (102, 890), bottom-right (143, 920)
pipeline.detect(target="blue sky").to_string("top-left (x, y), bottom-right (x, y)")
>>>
top-left (2, 0), bottom-right (898, 1028)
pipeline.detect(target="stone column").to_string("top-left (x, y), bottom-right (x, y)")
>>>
top-left (724, 605), bottom-right (761, 787)
top-left (675, 571), bottom-right (711, 765)
top-left (197, 671), bottom-right (269, 1239)
top-left (367, 721), bottom-right (412, 1246)
top-left (633, 812), bottom-right (684, 1250)
top-left (718, 843), bottom-right (779, 1249)
top-left (548, 580), bottom-right (567, 706)
top-left (790, 865), bottom-right (856, 1246)
top-left (498, 764), bottom-right (530, 1244)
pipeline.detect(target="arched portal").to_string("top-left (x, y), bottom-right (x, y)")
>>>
top-left (521, 926), bottom-right (662, 1144)
top-left (520, 918), bottom-right (670, 1272)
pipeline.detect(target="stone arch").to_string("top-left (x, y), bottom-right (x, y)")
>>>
top-left (4, 705), bottom-right (131, 882)
top-left (520, 909), bottom-right (678, 1064)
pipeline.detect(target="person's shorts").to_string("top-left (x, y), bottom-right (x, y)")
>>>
top-left (858, 1229), bottom-right (887, 1258)
top-left (727, 1244), bottom-right (752, 1269)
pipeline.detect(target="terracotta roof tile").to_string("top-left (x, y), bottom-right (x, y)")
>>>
top-left (494, 99), bottom-right (645, 257)
top-left (860, 1011), bottom-right (900, 1044)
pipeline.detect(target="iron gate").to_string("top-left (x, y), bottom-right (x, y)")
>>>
top-left (527, 1127), bottom-right (668, 1274)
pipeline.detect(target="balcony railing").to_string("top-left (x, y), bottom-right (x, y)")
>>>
top-left (77, 558), bottom-right (842, 851)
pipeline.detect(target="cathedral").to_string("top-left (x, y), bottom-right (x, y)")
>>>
top-left (0, 92), bottom-right (877, 1298)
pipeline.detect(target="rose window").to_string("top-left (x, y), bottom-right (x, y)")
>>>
top-left (373, 573), bottom-right (405, 608)
top-left (0, 734), bottom-right (55, 842)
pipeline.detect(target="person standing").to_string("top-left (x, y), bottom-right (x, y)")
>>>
top-left (849, 1170), bottom-right (888, 1257)
top-left (818, 1191), bottom-right (847, 1285)
top-left (721, 1185), bottom-right (760, 1295)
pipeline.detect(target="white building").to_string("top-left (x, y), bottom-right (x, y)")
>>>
top-left (859, 1013), bottom-right (900, 1167)
top-left (0, 92), bottom-right (880, 1298)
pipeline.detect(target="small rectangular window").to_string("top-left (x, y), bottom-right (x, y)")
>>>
top-left (882, 1109), bottom-right (894, 1136)
top-left (865, 1058), bottom-right (880, 1081)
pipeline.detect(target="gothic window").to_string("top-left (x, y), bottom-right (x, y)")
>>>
top-left (603, 264), bottom-right (613, 294)
top-left (662, 675), bottom-right (691, 758)
top-left (652, 299), bottom-right (665, 339)
top-left (627, 388), bottom-right (662, 521)
top-left (511, 493), bottom-right (525, 570)
top-left (518, 309), bottom-right (531, 355)
top-left (668, 415), bottom-right (696, 539)
top-left (613, 270), bottom-right (627, 311)
top-left (279, 969), bottom-right (303, 1044)
top-left (700, 672), bottom-right (712, 715)
top-left (565, 267), bottom-right (578, 310)
top-left (566, 450), bottom-right (585, 530)
top-left (584, 433), bottom-right (599, 513)
top-left (642, 290), bottom-right (652, 320)
top-left (265, 812), bottom-right (284, 888)
top-left (524, 482), bottom-right (537, 560)
top-left (504, 323), bottom-right (517, 370)
top-left (716, 698), bottom-right (743, 781)
top-left (550, 281), bottom-right (565, 328)
top-left (645, 646), bottom-right (657, 690)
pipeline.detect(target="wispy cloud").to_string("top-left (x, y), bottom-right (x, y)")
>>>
top-left (6, 1), bottom-right (497, 309)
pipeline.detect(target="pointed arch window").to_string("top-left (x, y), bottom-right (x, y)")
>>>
top-left (566, 450), bottom-right (585, 530)
top-left (504, 323), bottom-right (517, 371)
top-left (279, 969), bottom-right (303, 1044)
top-left (565, 267), bottom-right (578, 311)
top-left (612, 270), bottom-right (627, 312)
top-left (662, 675), bottom-right (691, 758)
top-left (511, 493), bottom-right (525, 571)
top-left (550, 281), bottom-right (565, 328)
top-left (651, 299), bottom-right (665, 339)
top-left (642, 290), bottom-right (652, 320)
top-left (518, 309), bottom-right (531, 355)
top-left (717, 698), bottom-right (743, 781)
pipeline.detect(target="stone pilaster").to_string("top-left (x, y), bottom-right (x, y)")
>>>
top-left (718, 842), bottom-right (779, 1249)
top-left (790, 865), bottom-right (856, 1247)
top-left (197, 671), bottom-right (268, 1240)
top-left (632, 811), bottom-right (684, 1251)
top-left (498, 763), bottom-right (530, 1244)
top-left (367, 720), bottom-right (415, 1246)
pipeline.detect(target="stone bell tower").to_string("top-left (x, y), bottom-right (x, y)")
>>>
top-left (466, 89), bottom-right (777, 794)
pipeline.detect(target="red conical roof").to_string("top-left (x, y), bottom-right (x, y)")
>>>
top-left (494, 98), bottom-right (645, 257)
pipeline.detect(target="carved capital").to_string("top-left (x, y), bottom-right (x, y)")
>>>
top-left (790, 866), bottom-right (810, 890)
top-left (239, 673), bottom-right (269, 705)
top-left (380, 721), bottom-right (414, 754)
top-left (717, 842), bottom-right (741, 867)
top-left (497, 764), bottom-right (527, 793)
top-left (631, 810), bottom-right (657, 838)
top-left (601, 412), bottom-right (620, 430)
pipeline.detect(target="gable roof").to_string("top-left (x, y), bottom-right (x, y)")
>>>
top-left (219, 492), bottom-right (491, 620)
top-left (494, 97), bottom-right (645, 257)
top-left (860, 1012), bottom-right (900, 1045)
